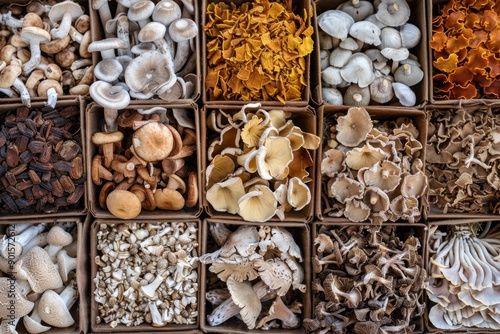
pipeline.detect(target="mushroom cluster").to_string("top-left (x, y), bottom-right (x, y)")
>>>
top-left (205, 103), bottom-right (320, 222)
top-left (430, 0), bottom-right (500, 99)
top-left (306, 224), bottom-right (427, 334)
top-left (204, 0), bottom-right (314, 103)
top-left (427, 222), bottom-right (500, 330)
top-left (91, 108), bottom-right (198, 219)
top-left (321, 107), bottom-right (427, 223)
top-left (0, 222), bottom-right (79, 334)
top-left (0, 1), bottom-right (92, 107)
top-left (94, 221), bottom-right (199, 327)
top-left (318, 0), bottom-right (423, 106)
top-left (200, 223), bottom-right (306, 330)
top-left (89, 0), bottom-right (198, 106)
top-left (426, 106), bottom-right (500, 214)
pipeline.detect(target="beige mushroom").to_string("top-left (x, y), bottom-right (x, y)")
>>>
top-left (253, 258), bottom-right (293, 296)
top-left (255, 137), bottom-right (293, 180)
top-left (238, 185), bottom-right (277, 222)
top-left (206, 154), bottom-right (235, 189)
top-left (38, 283), bottom-right (78, 327)
top-left (18, 246), bottom-right (63, 293)
top-left (206, 177), bottom-right (245, 214)
top-left (359, 160), bottom-right (401, 191)
top-left (345, 144), bottom-right (386, 170)
top-left (336, 107), bottom-right (373, 147)
top-left (225, 277), bottom-right (261, 329)
top-left (0, 277), bottom-right (34, 319)
top-left (256, 296), bottom-right (300, 329)
top-left (133, 121), bottom-right (174, 162)
top-left (106, 189), bottom-right (142, 219)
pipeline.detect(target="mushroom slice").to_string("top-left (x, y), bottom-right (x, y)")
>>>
top-left (360, 161), bottom-right (401, 191)
top-left (238, 185), bottom-right (277, 222)
top-left (317, 10), bottom-right (355, 40)
top-left (255, 137), bottom-right (293, 180)
top-left (287, 177), bottom-right (311, 211)
top-left (336, 107), bottom-right (373, 147)
top-left (400, 171), bottom-right (427, 198)
top-left (321, 149), bottom-right (346, 177)
top-left (340, 53), bottom-right (375, 88)
top-left (345, 199), bottom-right (371, 222)
top-left (253, 258), bottom-right (293, 296)
top-left (206, 177), bottom-right (246, 214)
top-left (329, 174), bottom-right (364, 205)
top-left (346, 144), bottom-right (386, 170)
top-left (209, 259), bottom-right (259, 282)
top-left (226, 278), bottom-right (261, 330)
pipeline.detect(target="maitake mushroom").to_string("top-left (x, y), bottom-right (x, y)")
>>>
top-left (305, 224), bottom-right (427, 333)
top-left (317, 0), bottom-right (424, 106)
top-left (321, 107), bottom-right (427, 223)
top-left (205, 103), bottom-right (320, 222)
top-left (200, 223), bottom-right (306, 330)
top-left (427, 222), bottom-right (500, 330)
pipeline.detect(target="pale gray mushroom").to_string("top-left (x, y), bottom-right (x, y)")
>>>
top-left (168, 18), bottom-right (198, 72)
top-left (48, 1), bottom-right (84, 39)
top-left (138, 21), bottom-right (170, 55)
top-left (0, 11), bottom-right (24, 30)
top-left (319, 31), bottom-right (339, 50)
top-left (381, 47), bottom-right (409, 61)
top-left (20, 27), bottom-right (51, 76)
top-left (344, 84), bottom-right (370, 106)
top-left (322, 66), bottom-right (344, 86)
top-left (380, 27), bottom-right (402, 49)
top-left (322, 88), bottom-right (343, 105)
top-left (317, 10), bottom-right (355, 41)
top-left (339, 37), bottom-right (363, 51)
top-left (128, 0), bottom-right (155, 28)
top-left (337, 0), bottom-right (374, 21)
top-left (131, 41), bottom-right (156, 55)
top-left (153, 0), bottom-right (181, 26)
top-left (23, 300), bottom-right (51, 334)
top-left (394, 63), bottom-right (423, 86)
top-left (392, 82), bottom-right (416, 106)
top-left (364, 14), bottom-right (387, 29)
top-left (340, 53), bottom-right (375, 88)
top-left (94, 59), bottom-right (123, 83)
top-left (369, 76), bottom-right (394, 103)
top-left (92, 0), bottom-right (113, 37)
top-left (89, 81), bottom-right (131, 131)
top-left (320, 50), bottom-right (330, 70)
top-left (88, 38), bottom-right (127, 59)
top-left (349, 21), bottom-right (381, 46)
top-left (399, 23), bottom-right (421, 48)
top-left (375, 0), bottom-right (411, 27)
top-left (329, 48), bottom-right (352, 67)
top-left (0, 224), bottom-right (46, 260)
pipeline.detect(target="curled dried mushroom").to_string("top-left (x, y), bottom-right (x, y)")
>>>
top-left (321, 107), bottom-right (427, 223)
top-left (305, 224), bottom-right (427, 334)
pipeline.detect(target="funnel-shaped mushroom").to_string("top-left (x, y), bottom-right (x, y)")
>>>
top-left (206, 154), bottom-right (235, 188)
top-left (287, 177), bottom-right (311, 211)
top-left (329, 174), bottom-right (364, 203)
top-left (241, 115), bottom-right (267, 148)
top-left (324, 274), bottom-right (362, 308)
top-left (336, 107), bottom-right (373, 147)
top-left (226, 278), bottom-right (261, 329)
top-left (207, 177), bottom-right (245, 214)
top-left (345, 144), bottom-right (386, 170)
top-left (345, 199), bottom-right (371, 222)
top-left (256, 296), bottom-right (300, 329)
top-left (360, 160), bottom-right (401, 191)
top-left (401, 171), bottom-right (427, 198)
top-left (238, 185), bottom-right (277, 222)
top-left (321, 149), bottom-right (346, 177)
top-left (125, 50), bottom-right (176, 95)
top-left (255, 137), bottom-right (293, 180)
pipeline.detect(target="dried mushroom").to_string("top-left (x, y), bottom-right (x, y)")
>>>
top-left (0, 222), bottom-right (79, 334)
top-left (426, 106), bottom-right (500, 214)
top-left (305, 224), bottom-right (427, 334)
top-left (204, 0), bottom-right (314, 103)
top-left (91, 109), bottom-right (199, 219)
top-left (318, 0), bottom-right (423, 106)
top-left (201, 223), bottom-right (306, 330)
top-left (321, 107), bottom-right (427, 223)
top-left (94, 222), bottom-right (199, 327)
top-left (427, 222), bottom-right (500, 330)
top-left (205, 103), bottom-right (320, 222)
top-left (0, 2), bottom-right (92, 106)
top-left (430, 0), bottom-right (500, 99)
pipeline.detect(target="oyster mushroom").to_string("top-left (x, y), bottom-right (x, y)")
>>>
top-left (238, 185), bottom-right (277, 222)
top-left (226, 278), bottom-right (261, 329)
top-left (206, 177), bottom-right (246, 215)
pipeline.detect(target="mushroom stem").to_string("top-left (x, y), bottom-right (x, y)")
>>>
top-left (352, 0), bottom-right (360, 7)
top-left (403, 63), bottom-right (411, 75)
top-left (104, 108), bottom-right (119, 132)
top-left (173, 40), bottom-right (189, 72)
top-left (59, 281), bottom-right (78, 310)
top-left (117, 16), bottom-right (132, 57)
top-left (13, 78), bottom-right (31, 107)
top-left (464, 142), bottom-right (491, 170)
top-left (51, 11), bottom-right (74, 39)
top-left (1, 11), bottom-right (23, 29)
top-left (22, 43), bottom-right (43, 76)
top-left (93, 0), bottom-right (113, 38)
top-left (45, 87), bottom-right (58, 108)
top-left (0, 87), bottom-right (18, 98)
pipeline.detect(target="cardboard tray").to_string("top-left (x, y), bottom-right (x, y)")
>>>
top-left (315, 105), bottom-right (428, 222)
top-left (89, 0), bottom-right (201, 104)
top-left (85, 102), bottom-right (203, 219)
top-left (90, 218), bottom-right (202, 332)
top-left (201, 104), bottom-right (318, 223)
top-left (200, 218), bottom-right (311, 333)
top-left (312, 220), bottom-right (427, 334)
top-left (311, 0), bottom-right (429, 107)
top-left (425, 219), bottom-right (500, 332)
top-left (425, 104), bottom-right (500, 220)
top-left (201, 0), bottom-right (312, 107)
top-left (0, 216), bottom-right (90, 334)
top-left (0, 98), bottom-right (88, 219)
top-left (427, 0), bottom-right (500, 105)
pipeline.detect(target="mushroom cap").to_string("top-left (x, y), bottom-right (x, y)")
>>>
top-left (345, 199), bottom-right (371, 222)
top-left (48, 1), bottom-right (84, 23)
top-left (337, 0), bottom-right (374, 21)
top-left (0, 64), bottom-right (22, 88)
top-left (0, 277), bottom-right (34, 318)
top-left (207, 177), bottom-right (245, 214)
top-left (91, 131), bottom-right (124, 145)
top-left (89, 81), bottom-right (131, 110)
top-left (336, 107), bottom-right (373, 147)
top-left (394, 63), bottom-right (424, 87)
top-left (329, 174), bottom-right (364, 203)
top-left (401, 171), bottom-right (427, 198)
top-left (88, 38), bottom-right (128, 53)
top-left (287, 177), bottom-right (311, 210)
top-left (154, 188), bottom-right (185, 210)
top-left (168, 18), bottom-right (198, 42)
top-left (138, 22), bottom-right (166, 43)
top-left (369, 77), bottom-right (394, 103)
top-left (339, 37), bottom-right (362, 51)
top-left (329, 48), bottom-right (352, 68)
top-left (322, 66), bottom-right (343, 86)
top-left (255, 137), bottom-right (293, 180)
top-left (340, 53), bottom-right (375, 88)
top-left (400, 23), bottom-right (421, 49)
top-left (125, 50), bottom-right (176, 94)
top-left (321, 149), bottom-right (346, 177)
top-left (132, 121), bottom-right (174, 161)
top-left (392, 82), bottom-right (416, 106)
top-left (94, 59), bottom-right (123, 82)
top-left (254, 258), bottom-right (293, 296)
top-left (18, 246), bottom-right (63, 293)
top-left (344, 84), bottom-right (371, 106)
top-left (38, 289), bottom-right (75, 327)
top-left (375, 0), bottom-right (411, 27)
top-left (380, 47), bottom-right (409, 61)
top-left (128, 0), bottom-right (155, 22)
top-left (106, 189), bottom-right (142, 219)
top-left (21, 26), bottom-right (51, 45)
top-left (317, 10), bottom-right (355, 40)
top-left (322, 87), bottom-right (343, 105)
top-left (37, 79), bottom-right (63, 96)
top-left (346, 144), bottom-right (386, 170)
top-left (46, 225), bottom-right (73, 246)
top-left (380, 27), bottom-right (402, 49)
top-left (349, 21), bottom-right (381, 46)
top-left (360, 160), bottom-right (401, 191)
top-left (238, 185), bottom-right (277, 222)
top-left (364, 186), bottom-right (390, 211)
top-left (226, 278), bottom-right (261, 329)
top-left (152, 0), bottom-right (182, 26)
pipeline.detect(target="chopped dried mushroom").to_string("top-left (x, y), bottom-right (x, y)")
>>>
top-left (94, 222), bottom-right (199, 327)
top-left (305, 224), bottom-right (427, 334)
top-left (206, 103), bottom-right (320, 222)
top-left (201, 224), bottom-right (305, 330)
top-left (426, 107), bottom-right (500, 214)
top-left (427, 222), bottom-right (500, 330)
top-left (321, 107), bottom-right (427, 223)
top-left (204, 0), bottom-right (313, 103)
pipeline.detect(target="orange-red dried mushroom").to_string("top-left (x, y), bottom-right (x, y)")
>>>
top-left (430, 31), bottom-right (447, 52)
top-left (465, 13), bottom-right (482, 29)
top-left (484, 80), bottom-right (500, 97)
top-left (444, 11), bottom-right (466, 32)
top-left (470, 30), bottom-right (488, 48)
top-left (450, 83), bottom-right (478, 99)
top-left (481, 10), bottom-right (499, 31)
top-left (448, 66), bottom-right (474, 86)
top-left (486, 27), bottom-right (500, 52)
top-left (464, 47), bottom-right (490, 74)
top-left (434, 54), bottom-right (459, 73)
top-left (445, 34), bottom-right (471, 53)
